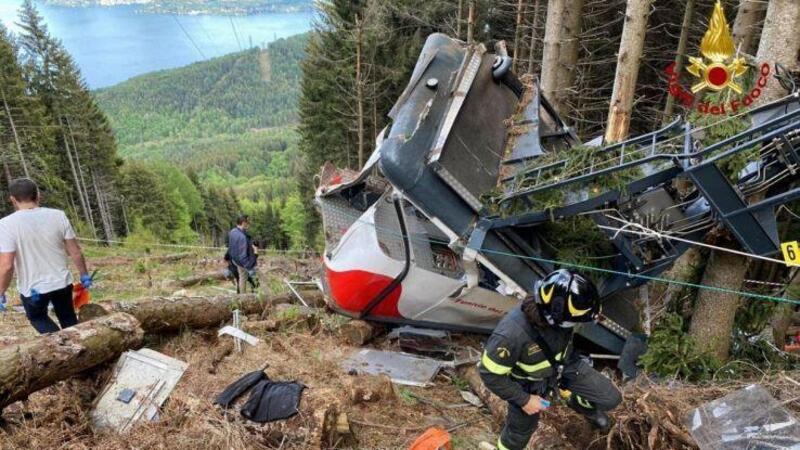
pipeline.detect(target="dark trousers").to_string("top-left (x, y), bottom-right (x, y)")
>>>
top-left (21, 285), bottom-right (77, 334)
top-left (499, 360), bottom-right (622, 450)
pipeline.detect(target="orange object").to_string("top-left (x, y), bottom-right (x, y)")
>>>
top-left (409, 427), bottom-right (452, 450)
top-left (72, 282), bottom-right (91, 311)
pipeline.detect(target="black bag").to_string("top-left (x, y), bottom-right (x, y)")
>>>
top-left (240, 380), bottom-right (306, 423)
top-left (214, 370), bottom-right (267, 408)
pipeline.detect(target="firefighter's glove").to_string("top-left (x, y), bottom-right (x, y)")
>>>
top-left (80, 273), bottom-right (93, 289)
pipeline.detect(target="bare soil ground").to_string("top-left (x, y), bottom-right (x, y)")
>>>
top-left (1, 247), bottom-right (799, 449)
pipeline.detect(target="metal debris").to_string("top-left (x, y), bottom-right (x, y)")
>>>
top-left (91, 349), bottom-right (188, 433)
top-left (341, 349), bottom-right (442, 387)
top-left (686, 384), bottom-right (800, 450)
top-left (218, 325), bottom-right (260, 347)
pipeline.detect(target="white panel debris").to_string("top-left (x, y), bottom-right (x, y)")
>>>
top-left (341, 349), bottom-right (442, 387)
top-left (91, 348), bottom-right (188, 433)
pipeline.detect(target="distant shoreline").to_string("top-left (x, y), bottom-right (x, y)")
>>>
top-left (42, 1), bottom-right (313, 16)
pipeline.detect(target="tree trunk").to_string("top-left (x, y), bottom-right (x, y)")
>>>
top-left (61, 117), bottom-right (95, 237)
top-left (456, 0), bottom-right (464, 39)
top-left (91, 170), bottom-right (114, 242)
top-left (656, 246), bottom-right (704, 309)
top-left (344, 374), bottom-right (395, 404)
top-left (688, 251), bottom-right (749, 361)
top-left (512, 0), bottom-right (526, 72)
top-left (555, 0), bottom-right (585, 116)
top-left (527, 0), bottom-right (542, 74)
top-left (169, 270), bottom-right (229, 288)
top-left (354, 14), bottom-right (365, 169)
top-left (0, 87), bottom-right (28, 178)
top-left (66, 117), bottom-right (95, 233)
top-left (662, 0), bottom-right (695, 122)
top-left (467, 0), bottom-right (475, 44)
top-left (111, 291), bottom-right (323, 334)
top-left (604, 0), bottom-right (654, 144)
top-left (1, 147), bottom-right (12, 185)
top-left (540, 0), bottom-right (566, 106)
top-left (0, 312), bottom-right (144, 411)
top-left (754, 0), bottom-right (800, 104)
top-left (732, 0), bottom-right (767, 56)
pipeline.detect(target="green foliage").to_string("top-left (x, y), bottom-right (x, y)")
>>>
top-left (125, 218), bottom-right (161, 253)
top-left (116, 162), bottom-right (182, 240)
top-left (688, 97), bottom-right (754, 180)
top-left (536, 217), bottom-right (617, 280)
top-left (641, 313), bottom-right (721, 381)
top-left (280, 192), bottom-right (310, 250)
top-left (450, 375), bottom-right (469, 392)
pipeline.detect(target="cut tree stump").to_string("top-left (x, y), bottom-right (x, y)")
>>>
top-left (0, 312), bottom-right (144, 411)
top-left (339, 319), bottom-right (381, 346)
top-left (344, 374), bottom-right (395, 404)
top-left (270, 304), bottom-right (320, 330)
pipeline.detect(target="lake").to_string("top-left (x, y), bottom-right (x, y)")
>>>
top-left (0, 1), bottom-right (312, 88)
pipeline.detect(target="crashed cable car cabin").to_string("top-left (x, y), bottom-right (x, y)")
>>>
top-left (316, 33), bottom-right (800, 354)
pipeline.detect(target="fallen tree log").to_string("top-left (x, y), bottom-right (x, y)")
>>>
top-left (153, 252), bottom-right (194, 263)
top-left (113, 291), bottom-right (323, 334)
top-left (0, 292), bottom-right (325, 413)
top-left (169, 270), bottom-right (228, 288)
top-left (0, 313), bottom-right (144, 411)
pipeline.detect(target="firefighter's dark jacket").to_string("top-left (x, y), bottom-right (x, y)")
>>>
top-left (478, 305), bottom-right (573, 408)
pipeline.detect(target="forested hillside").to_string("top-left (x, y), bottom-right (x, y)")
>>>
top-left (95, 33), bottom-right (310, 249)
top-left (96, 34), bottom-right (305, 146)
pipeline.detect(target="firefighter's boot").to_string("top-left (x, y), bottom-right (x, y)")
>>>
top-left (567, 394), bottom-right (611, 431)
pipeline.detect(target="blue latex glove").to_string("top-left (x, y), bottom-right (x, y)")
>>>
top-left (80, 273), bottom-right (93, 289)
top-left (0, 293), bottom-right (6, 312)
top-left (540, 399), bottom-right (551, 409)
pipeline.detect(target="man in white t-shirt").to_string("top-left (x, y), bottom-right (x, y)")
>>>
top-left (0, 178), bottom-right (92, 334)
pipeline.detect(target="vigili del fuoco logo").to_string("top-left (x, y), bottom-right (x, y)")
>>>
top-left (665, 1), bottom-right (771, 115)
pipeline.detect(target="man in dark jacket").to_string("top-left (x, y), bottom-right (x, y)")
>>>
top-left (227, 214), bottom-right (258, 293)
top-left (479, 269), bottom-right (622, 450)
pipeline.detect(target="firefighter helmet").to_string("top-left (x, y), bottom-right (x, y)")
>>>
top-left (533, 269), bottom-right (600, 327)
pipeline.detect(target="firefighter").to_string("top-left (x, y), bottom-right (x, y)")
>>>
top-left (478, 269), bottom-right (622, 450)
